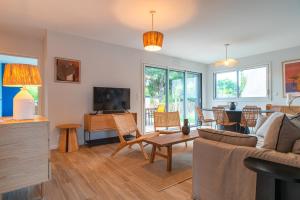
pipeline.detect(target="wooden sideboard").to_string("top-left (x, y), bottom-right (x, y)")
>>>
top-left (0, 116), bottom-right (50, 198)
top-left (266, 104), bottom-right (300, 115)
top-left (84, 113), bottom-right (137, 144)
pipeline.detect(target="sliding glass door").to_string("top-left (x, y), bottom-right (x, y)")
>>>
top-left (144, 67), bottom-right (167, 132)
top-left (144, 65), bottom-right (202, 132)
top-left (186, 72), bottom-right (201, 126)
top-left (168, 70), bottom-right (185, 122)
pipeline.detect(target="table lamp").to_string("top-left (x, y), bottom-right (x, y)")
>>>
top-left (3, 64), bottom-right (42, 119)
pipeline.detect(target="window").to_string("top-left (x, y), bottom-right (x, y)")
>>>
top-left (239, 67), bottom-right (268, 97)
top-left (144, 66), bottom-right (202, 132)
top-left (0, 55), bottom-right (39, 116)
top-left (215, 71), bottom-right (238, 98)
top-left (214, 65), bottom-right (269, 99)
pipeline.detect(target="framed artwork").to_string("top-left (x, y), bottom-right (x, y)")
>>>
top-left (283, 59), bottom-right (300, 96)
top-left (55, 57), bottom-right (81, 83)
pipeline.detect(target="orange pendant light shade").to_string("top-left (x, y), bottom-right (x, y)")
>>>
top-left (143, 31), bottom-right (164, 51)
top-left (143, 10), bottom-right (164, 52)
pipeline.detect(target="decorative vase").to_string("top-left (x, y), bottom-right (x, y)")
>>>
top-left (229, 102), bottom-right (237, 110)
top-left (182, 119), bottom-right (190, 135)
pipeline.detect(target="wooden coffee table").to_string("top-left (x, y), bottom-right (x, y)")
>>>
top-left (143, 130), bottom-right (199, 171)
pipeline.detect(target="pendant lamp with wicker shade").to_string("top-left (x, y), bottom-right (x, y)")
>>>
top-left (143, 11), bottom-right (164, 51)
top-left (214, 44), bottom-right (239, 67)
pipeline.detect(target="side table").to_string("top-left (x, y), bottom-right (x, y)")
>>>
top-left (57, 124), bottom-right (81, 153)
top-left (244, 157), bottom-right (300, 200)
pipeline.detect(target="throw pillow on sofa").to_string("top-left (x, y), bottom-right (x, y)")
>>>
top-left (289, 113), bottom-right (300, 127)
top-left (198, 128), bottom-right (257, 147)
top-left (253, 114), bottom-right (268, 134)
top-left (260, 113), bottom-right (300, 153)
top-left (291, 114), bottom-right (300, 154)
top-left (275, 115), bottom-right (300, 153)
top-left (257, 112), bottom-right (285, 150)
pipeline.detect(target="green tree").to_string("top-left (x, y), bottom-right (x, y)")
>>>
top-left (217, 79), bottom-right (237, 97)
top-left (168, 71), bottom-right (184, 106)
top-left (27, 86), bottom-right (39, 102)
top-left (239, 73), bottom-right (247, 96)
top-left (144, 67), bottom-right (166, 104)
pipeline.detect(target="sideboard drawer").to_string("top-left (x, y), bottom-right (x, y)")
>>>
top-left (0, 117), bottom-right (50, 194)
top-left (90, 115), bottom-right (116, 131)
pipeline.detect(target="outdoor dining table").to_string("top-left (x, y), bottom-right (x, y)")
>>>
top-left (202, 108), bottom-right (275, 133)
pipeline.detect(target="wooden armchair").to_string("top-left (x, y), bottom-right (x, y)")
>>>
top-left (153, 111), bottom-right (181, 134)
top-left (156, 104), bottom-right (165, 112)
top-left (195, 106), bottom-right (215, 128)
top-left (154, 111), bottom-right (188, 147)
top-left (212, 107), bottom-right (237, 131)
top-left (112, 113), bottom-right (159, 159)
top-left (240, 106), bottom-right (261, 133)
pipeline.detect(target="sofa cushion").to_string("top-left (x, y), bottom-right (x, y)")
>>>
top-left (256, 135), bottom-right (265, 148)
top-left (261, 113), bottom-right (284, 149)
top-left (253, 114), bottom-right (268, 134)
top-left (257, 112), bottom-right (284, 138)
top-left (258, 112), bottom-right (285, 150)
top-left (292, 139), bottom-right (300, 154)
top-left (290, 113), bottom-right (300, 126)
top-left (198, 128), bottom-right (257, 147)
top-left (291, 114), bottom-right (300, 154)
top-left (275, 114), bottom-right (300, 153)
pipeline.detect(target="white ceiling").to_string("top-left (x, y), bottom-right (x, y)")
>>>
top-left (0, 0), bottom-right (300, 64)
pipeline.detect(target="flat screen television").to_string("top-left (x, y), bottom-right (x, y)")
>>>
top-left (93, 87), bottom-right (130, 112)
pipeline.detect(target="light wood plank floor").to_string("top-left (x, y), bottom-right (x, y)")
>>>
top-left (3, 143), bottom-right (193, 200)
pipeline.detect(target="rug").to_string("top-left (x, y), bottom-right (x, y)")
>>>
top-left (109, 143), bottom-right (193, 191)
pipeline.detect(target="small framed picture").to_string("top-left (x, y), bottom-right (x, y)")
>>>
top-left (55, 57), bottom-right (81, 83)
top-left (282, 59), bottom-right (300, 96)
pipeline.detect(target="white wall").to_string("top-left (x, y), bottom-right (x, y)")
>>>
top-left (0, 30), bottom-right (43, 60)
top-left (206, 46), bottom-right (300, 109)
top-left (2, 28), bottom-right (300, 149)
top-left (44, 31), bottom-right (208, 149)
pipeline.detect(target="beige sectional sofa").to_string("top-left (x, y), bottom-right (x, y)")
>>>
top-left (192, 130), bottom-right (300, 200)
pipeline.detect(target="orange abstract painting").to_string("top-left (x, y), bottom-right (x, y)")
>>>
top-left (283, 59), bottom-right (300, 95)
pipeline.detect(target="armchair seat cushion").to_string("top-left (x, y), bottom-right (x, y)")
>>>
top-left (198, 128), bottom-right (257, 147)
top-left (202, 118), bottom-right (216, 123)
top-left (157, 128), bottom-right (181, 134)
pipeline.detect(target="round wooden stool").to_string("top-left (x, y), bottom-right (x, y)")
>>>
top-left (56, 124), bottom-right (81, 153)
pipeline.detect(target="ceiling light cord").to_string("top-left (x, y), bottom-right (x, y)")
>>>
top-left (214, 43), bottom-right (238, 67)
top-left (150, 10), bottom-right (155, 31)
top-left (152, 13), bottom-right (154, 30)
top-left (225, 44), bottom-right (229, 61)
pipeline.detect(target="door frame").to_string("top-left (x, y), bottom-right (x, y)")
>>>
top-left (142, 63), bottom-right (203, 133)
top-left (0, 52), bottom-right (41, 116)
top-left (186, 71), bottom-right (202, 126)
